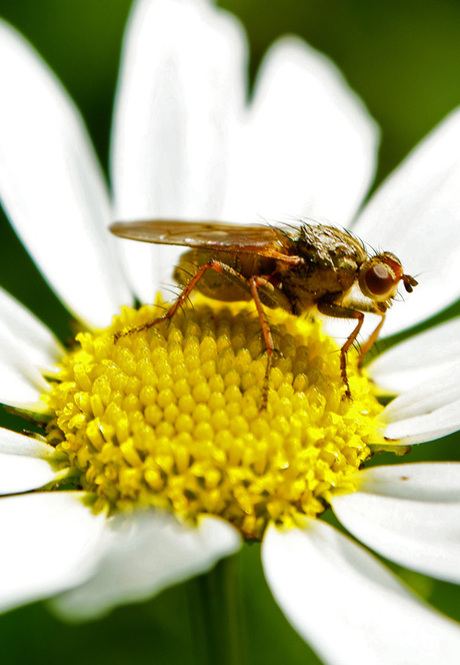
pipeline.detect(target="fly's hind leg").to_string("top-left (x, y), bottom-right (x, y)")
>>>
top-left (114, 261), bottom-right (275, 408)
top-left (114, 259), bottom-right (237, 341)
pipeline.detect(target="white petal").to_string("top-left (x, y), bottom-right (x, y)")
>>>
top-left (369, 317), bottom-right (460, 394)
top-left (52, 511), bottom-right (241, 620)
top-left (348, 462), bottom-right (460, 500)
top-left (223, 37), bottom-right (379, 226)
top-left (0, 20), bottom-right (131, 327)
top-left (0, 428), bottom-right (58, 494)
top-left (0, 326), bottom-right (48, 407)
top-left (384, 400), bottom-right (460, 445)
top-left (382, 362), bottom-right (460, 444)
top-left (332, 463), bottom-right (460, 584)
top-left (262, 521), bottom-right (460, 665)
top-left (111, 0), bottom-right (247, 302)
top-left (0, 492), bottom-right (106, 612)
top-left (0, 454), bottom-right (57, 495)
top-left (0, 287), bottom-right (63, 370)
top-left (0, 427), bottom-right (55, 458)
top-left (353, 109), bottom-right (460, 336)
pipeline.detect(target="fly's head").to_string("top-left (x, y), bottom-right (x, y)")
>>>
top-left (358, 252), bottom-right (418, 310)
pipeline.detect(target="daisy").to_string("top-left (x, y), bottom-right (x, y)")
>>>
top-left (0, 1), bottom-right (460, 664)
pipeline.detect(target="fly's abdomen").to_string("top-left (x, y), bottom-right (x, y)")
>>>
top-left (173, 249), bottom-right (254, 303)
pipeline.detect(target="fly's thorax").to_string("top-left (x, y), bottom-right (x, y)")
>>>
top-left (295, 225), bottom-right (368, 269)
top-left (279, 260), bottom-right (358, 314)
top-left (272, 225), bottom-right (366, 312)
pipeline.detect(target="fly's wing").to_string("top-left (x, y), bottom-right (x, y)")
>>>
top-left (110, 220), bottom-right (298, 262)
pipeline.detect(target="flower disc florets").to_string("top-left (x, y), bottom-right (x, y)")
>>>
top-left (44, 298), bottom-right (384, 540)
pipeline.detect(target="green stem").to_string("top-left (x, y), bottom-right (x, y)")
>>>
top-left (189, 555), bottom-right (246, 665)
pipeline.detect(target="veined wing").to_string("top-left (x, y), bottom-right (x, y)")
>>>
top-left (110, 220), bottom-right (299, 262)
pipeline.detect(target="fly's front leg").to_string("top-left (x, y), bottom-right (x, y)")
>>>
top-left (357, 312), bottom-right (386, 369)
top-left (317, 299), bottom-right (387, 397)
top-left (317, 301), bottom-right (365, 398)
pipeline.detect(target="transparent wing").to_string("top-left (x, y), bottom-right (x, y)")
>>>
top-left (110, 220), bottom-right (296, 261)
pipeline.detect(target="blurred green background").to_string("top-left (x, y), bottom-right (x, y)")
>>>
top-left (0, 1), bottom-right (460, 663)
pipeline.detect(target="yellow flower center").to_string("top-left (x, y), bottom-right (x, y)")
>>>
top-left (44, 298), bottom-right (384, 540)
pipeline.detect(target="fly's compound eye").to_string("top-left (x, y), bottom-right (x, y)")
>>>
top-left (365, 263), bottom-right (396, 296)
top-left (358, 252), bottom-right (404, 302)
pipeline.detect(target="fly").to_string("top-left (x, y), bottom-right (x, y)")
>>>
top-left (110, 220), bottom-right (417, 405)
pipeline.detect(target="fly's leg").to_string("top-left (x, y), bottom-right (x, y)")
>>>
top-left (114, 259), bottom-right (237, 341)
top-left (357, 312), bottom-right (386, 369)
top-left (316, 302), bottom-right (365, 398)
top-left (317, 300), bottom-right (387, 397)
top-left (249, 276), bottom-right (276, 409)
top-left (115, 261), bottom-right (275, 407)
top-left (114, 259), bottom-right (275, 400)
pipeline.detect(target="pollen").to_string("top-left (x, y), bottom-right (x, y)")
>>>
top-left (43, 298), bottom-right (384, 540)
